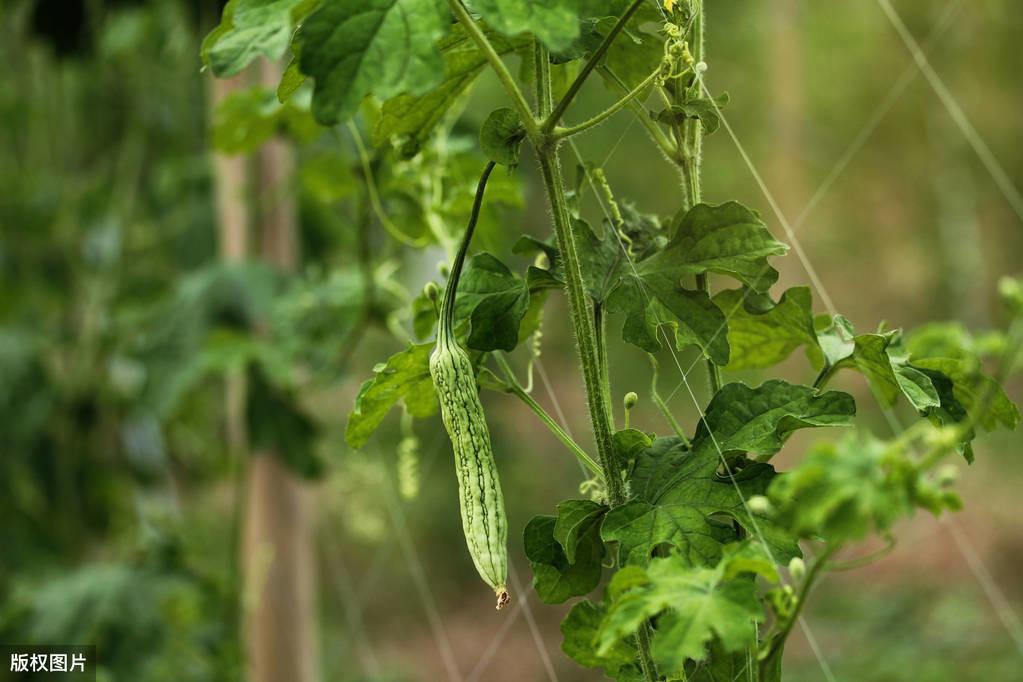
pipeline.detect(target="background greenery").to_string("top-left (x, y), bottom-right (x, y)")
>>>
top-left (1, 0), bottom-right (1020, 680)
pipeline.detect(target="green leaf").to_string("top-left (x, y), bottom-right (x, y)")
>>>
top-left (838, 333), bottom-right (940, 411)
top-left (913, 357), bottom-right (1019, 432)
top-left (609, 273), bottom-right (730, 364)
top-left (653, 93), bottom-right (730, 135)
top-left (202, 0), bottom-right (315, 77)
top-left (574, 217), bottom-right (627, 303)
top-left (713, 287), bottom-right (817, 370)
top-left (641, 202), bottom-right (788, 293)
top-left (374, 26), bottom-right (526, 151)
top-left (298, 0), bottom-right (447, 124)
top-left (602, 434), bottom-right (798, 567)
top-left (524, 514), bottom-right (603, 603)
top-left (345, 343), bottom-right (437, 448)
top-left (769, 432), bottom-right (917, 542)
top-left (597, 552), bottom-right (765, 670)
top-left (472, 0), bottom-right (616, 51)
top-left (814, 313), bottom-right (855, 368)
top-left (480, 108), bottom-right (527, 167)
top-left (598, 7), bottom-right (664, 88)
top-left (693, 380), bottom-right (857, 459)
top-left (561, 600), bottom-right (638, 676)
top-left (455, 253), bottom-right (531, 352)
top-left (277, 49), bottom-right (307, 102)
top-left (554, 499), bottom-right (608, 563)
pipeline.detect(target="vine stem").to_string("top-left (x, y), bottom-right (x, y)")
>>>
top-left (536, 150), bottom-right (625, 505)
top-left (759, 544), bottom-right (840, 679)
top-left (535, 35), bottom-right (659, 682)
top-left (492, 353), bottom-right (603, 478)
top-left (599, 65), bottom-right (678, 159)
top-left (446, 0), bottom-right (539, 139)
top-left (679, 2), bottom-right (722, 396)
top-left (555, 68), bottom-right (661, 140)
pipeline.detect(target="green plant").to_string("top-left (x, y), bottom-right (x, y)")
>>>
top-left (203, 1), bottom-right (1022, 679)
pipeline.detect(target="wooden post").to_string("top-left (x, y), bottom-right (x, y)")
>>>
top-left (242, 58), bottom-right (319, 682)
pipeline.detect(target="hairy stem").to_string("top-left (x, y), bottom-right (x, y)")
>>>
top-left (679, 3), bottom-right (722, 395)
top-left (594, 303), bottom-right (615, 428)
top-left (535, 38), bottom-right (659, 682)
top-left (536, 150), bottom-right (624, 503)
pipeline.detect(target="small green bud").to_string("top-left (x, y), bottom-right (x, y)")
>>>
top-left (424, 281), bottom-right (440, 301)
top-left (788, 557), bottom-right (806, 582)
top-left (936, 464), bottom-right (958, 487)
top-left (747, 495), bottom-right (772, 515)
top-left (438, 262), bottom-right (450, 278)
top-left (624, 392), bottom-right (639, 410)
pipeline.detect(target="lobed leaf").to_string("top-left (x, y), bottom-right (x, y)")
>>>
top-left (345, 343), bottom-right (437, 448)
top-left (202, 0), bottom-right (315, 77)
top-left (713, 286), bottom-right (817, 371)
top-left (524, 513), bottom-right (604, 604)
top-left (692, 380), bottom-right (857, 459)
top-left (374, 26), bottom-right (527, 152)
top-left (641, 202), bottom-right (788, 293)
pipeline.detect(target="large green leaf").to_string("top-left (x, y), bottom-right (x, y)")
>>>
top-left (913, 357), bottom-right (1019, 432)
top-left (770, 432), bottom-right (926, 542)
top-left (641, 202), bottom-right (788, 293)
top-left (374, 26), bottom-right (526, 151)
top-left (597, 543), bottom-right (774, 670)
top-left (692, 380), bottom-right (857, 459)
top-left (525, 513), bottom-right (604, 604)
top-left (345, 343), bottom-right (437, 448)
top-left (472, 0), bottom-right (622, 51)
top-left (455, 253), bottom-right (531, 352)
top-left (561, 600), bottom-right (639, 678)
top-left (714, 286), bottom-right (817, 370)
top-left (202, 0), bottom-right (315, 77)
top-left (299, 0), bottom-right (448, 124)
top-left (602, 434), bottom-right (797, 568)
top-left (607, 273), bottom-right (730, 364)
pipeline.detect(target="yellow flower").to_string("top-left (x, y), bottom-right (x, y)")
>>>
top-left (664, 0), bottom-right (676, 11)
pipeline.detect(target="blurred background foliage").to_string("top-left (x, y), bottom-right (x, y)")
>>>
top-left (0, 0), bottom-right (1020, 680)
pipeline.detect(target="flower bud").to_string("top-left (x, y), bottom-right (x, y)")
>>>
top-left (424, 281), bottom-right (440, 301)
top-left (788, 557), bottom-right (806, 582)
top-left (747, 495), bottom-right (772, 515)
top-left (624, 392), bottom-right (639, 410)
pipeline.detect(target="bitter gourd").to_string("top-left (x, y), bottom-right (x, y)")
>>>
top-left (429, 161), bottom-right (510, 609)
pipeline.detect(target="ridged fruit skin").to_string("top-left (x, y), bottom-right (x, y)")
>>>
top-left (430, 338), bottom-right (509, 609)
